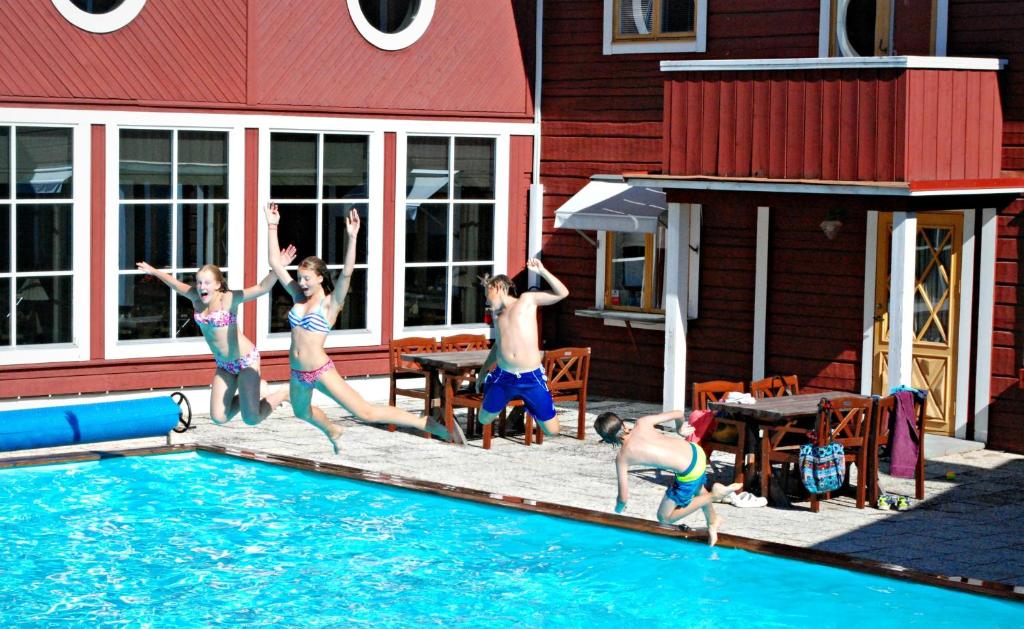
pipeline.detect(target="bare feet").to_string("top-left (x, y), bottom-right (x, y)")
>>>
top-left (266, 386), bottom-right (290, 411)
top-left (711, 482), bottom-right (744, 501)
top-left (327, 427), bottom-right (344, 455)
top-left (707, 511), bottom-right (723, 547)
top-left (424, 410), bottom-right (464, 444)
top-left (211, 416), bottom-right (231, 426)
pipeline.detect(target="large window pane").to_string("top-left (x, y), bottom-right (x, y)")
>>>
top-left (451, 265), bottom-right (490, 325)
top-left (610, 232), bottom-right (646, 308)
top-left (271, 133), bottom-right (317, 199)
top-left (452, 203), bottom-right (493, 262)
top-left (178, 131), bottom-right (228, 199)
top-left (405, 203), bottom-right (447, 263)
top-left (323, 203), bottom-right (368, 265)
top-left (119, 204), bottom-right (172, 270)
top-left (120, 130), bottom-right (172, 200)
top-left (404, 266), bottom-right (446, 326)
top-left (16, 204), bottom-right (73, 272)
top-left (177, 203), bottom-right (228, 268)
top-left (0, 279), bottom-right (9, 346)
top-left (323, 135), bottom-right (368, 200)
top-left (119, 274), bottom-right (170, 340)
top-left (662, 0), bottom-right (695, 33)
top-left (335, 269), bottom-right (367, 330)
top-left (454, 138), bottom-right (495, 200)
top-left (16, 276), bottom-right (72, 345)
top-left (175, 272), bottom-right (206, 339)
top-left (276, 203), bottom-right (317, 261)
top-left (0, 127), bottom-right (9, 198)
top-left (0, 205), bottom-right (8, 272)
top-left (406, 137), bottom-right (449, 200)
top-left (16, 127), bottom-right (73, 200)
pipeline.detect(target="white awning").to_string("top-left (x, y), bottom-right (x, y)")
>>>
top-left (554, 179), bottom-right (666, 233)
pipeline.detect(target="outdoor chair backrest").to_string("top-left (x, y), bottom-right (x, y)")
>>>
top-left (750, 375), bottom-right (800, 399)
top-left (692, 380), bottom-right (746, 411)
top-left (389, 336), bottom-right (440, 373)
top-left (440, 333), bottom-right (490, 352)
top-left (816, 395), bottom-right (873, 449)
top-left (544, 347), bottom-right (591, 394)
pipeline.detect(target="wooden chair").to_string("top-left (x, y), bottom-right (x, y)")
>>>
top-left (870, 391), bottom-right (927, 504)
top-left (523, 347), bottom-right (591, 440)
top-left (387, 337), bottom-right (440, 431)
top-left (692, 380), bottom-right (747, 485)
top-left (439, 333), bottom-right (490, 352)
top-left (762, 396), bottom-right (873, 511)
top-left (750, 375), bottom-right (799, 399)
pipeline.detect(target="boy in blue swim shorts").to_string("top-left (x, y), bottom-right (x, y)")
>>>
top-left (595, 410), bottom-right (742, 546)
top-left (476, 259), bottom-right (569, 436)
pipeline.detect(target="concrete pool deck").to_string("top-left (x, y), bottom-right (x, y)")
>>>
top-left (5, 395), bottom-right (1023, 592)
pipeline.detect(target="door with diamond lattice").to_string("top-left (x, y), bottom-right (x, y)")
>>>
top-left (872, 213), bottom-right (962, 435)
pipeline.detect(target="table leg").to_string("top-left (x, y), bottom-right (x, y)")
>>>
top-left (443, 372), bottom-right (455, 444)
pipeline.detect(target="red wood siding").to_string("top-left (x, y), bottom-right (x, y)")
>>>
top-left (663, 67), bottom-right (1003, 183)
top-left (242, 128), bottom-right (259, 342)
top-left (540, 0), bottom-right (826, 401)
top-left (89, 124), bottom-right (105, 360)
top-left (381, 133), bottom-right (397, 344)
top-left (948, 0), bottom-right (1024, 122)
top-left (0, 0), bottom-right (246, 104)
top-left (508, 136), bottom-right (534, 281)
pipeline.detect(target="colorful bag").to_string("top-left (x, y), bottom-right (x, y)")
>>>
top-left (799, 441), bottom-right (845, 494)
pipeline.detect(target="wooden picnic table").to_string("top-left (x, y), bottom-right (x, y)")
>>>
top-left (708, 391), bottom-right (872, 503)
top-left (402, 350), bottom-right (490, 443)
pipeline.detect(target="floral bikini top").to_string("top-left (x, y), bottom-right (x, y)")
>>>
top-left (194, 309), bottom-right (237, 328)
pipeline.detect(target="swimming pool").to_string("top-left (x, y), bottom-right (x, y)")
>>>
top-left (1, 450), bottom-right (1020, 627)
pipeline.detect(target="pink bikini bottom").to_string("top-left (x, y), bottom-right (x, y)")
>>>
top-left (291, 360), bottom-right (334, 389)
top-left (215, 348), bottom-right (260, 375)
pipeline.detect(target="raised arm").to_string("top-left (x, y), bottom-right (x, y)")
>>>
top-left (614, 453), bottom-right (630, 513)
top-left (524, 258), bottom-right (569, 306)
top-left (265, 203), bottom-right (302, 300)
top-left (238, 245), bottom-right (297, 302)
top-left (136, 261), bottom-right (197, 300)
top-left (330, 208), bottom-right (360, 309)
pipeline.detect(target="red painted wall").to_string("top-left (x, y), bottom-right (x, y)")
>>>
top-left (0, 0), bottom-right (533, 120)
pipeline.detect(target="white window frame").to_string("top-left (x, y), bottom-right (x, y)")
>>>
top-left (0, 118), bottom-right (90, 366)
top-left (257, 127), bottom-right (385, 351)
top-left (52, 0), bottom-right (147, 34)
top-left (104, 117), bottom-right (245, 360)
top-left (393, 132), bottom-right (508, 338)
top-left (347, 0), bottom-right (435, 51)
top-left (603, 0), bottom-right (707, 55)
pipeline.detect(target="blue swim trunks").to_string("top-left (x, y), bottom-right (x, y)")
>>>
top-left (665, 442), bottom-right (708, 508)
top-left (481, 365), bottom-right (557, 422)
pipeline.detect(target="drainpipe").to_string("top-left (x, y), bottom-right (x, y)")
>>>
top-left (527, 0), bottom-right (544, 289)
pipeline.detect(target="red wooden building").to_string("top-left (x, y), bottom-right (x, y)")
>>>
top-left (1, 1), bottom-right (1022, 454)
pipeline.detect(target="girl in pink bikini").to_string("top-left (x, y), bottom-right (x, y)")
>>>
top-left (264, 203), bottom-right (456, 453)
top-left (136, 249), bottom-right (296, 426)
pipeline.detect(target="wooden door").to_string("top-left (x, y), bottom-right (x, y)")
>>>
top-left (872, 213), bottom-right (962, 435)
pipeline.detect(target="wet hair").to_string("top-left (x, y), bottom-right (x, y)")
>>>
top-left (594, 412), bottom-right (624, 445)
top-left (196, 264), bottom-right (228, 292)
top-left (480, 273), bottom-right (517, 296)
top-left (298, 256), bottom-right (335, 295)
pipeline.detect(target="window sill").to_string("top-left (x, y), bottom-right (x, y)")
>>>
top-left (574, 308), bottom-right (665, 331)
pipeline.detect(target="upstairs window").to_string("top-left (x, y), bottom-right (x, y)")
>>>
top-left (52, 0), bottom-right (147, 33)
top-left (604, 0), bottom-right (706, 54)
top-left (347, 0), bottom-right (435, 50)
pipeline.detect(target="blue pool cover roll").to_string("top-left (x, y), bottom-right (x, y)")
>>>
top-left (0, 396), bottom-right (180, 452)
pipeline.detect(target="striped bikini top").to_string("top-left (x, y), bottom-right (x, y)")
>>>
top-left (194, 309), bottom-right (236, 328)
top-left (288, 298), bottom-right (331, 334)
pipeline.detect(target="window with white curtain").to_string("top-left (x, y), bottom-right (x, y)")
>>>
top-left (604, 0), bottom-right (706, 54)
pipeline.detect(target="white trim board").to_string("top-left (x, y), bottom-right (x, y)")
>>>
top-left (626, 176), bottom-right (1024, 198)
top-left (661, 55), bottom-right (1003, 72)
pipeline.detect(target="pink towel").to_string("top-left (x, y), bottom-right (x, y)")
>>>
top-left (889, 390), bottom-right (922, 478)
top-left (685, 409), bottom-right (717, 443)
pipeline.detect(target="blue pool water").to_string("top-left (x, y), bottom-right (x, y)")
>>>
top-left (0, 452), bottom-right (1020, 627)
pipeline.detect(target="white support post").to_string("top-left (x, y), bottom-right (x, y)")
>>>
top-left (663, 202), bottom-right (690, 411)
top-left (752, 206), bottom-right (770, 380)
top-left (888, 211), bottom-right (917, 389)
top-left (955, 210), bottom-right (977, 439)
top-left (860, 211), bottom-right (879, 394)
top-left (974, 208), bottom-right (997, 444)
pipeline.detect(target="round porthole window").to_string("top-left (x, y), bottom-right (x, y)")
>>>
top-left (52, 0), bottom-right (147, 34)
top-left (347, 0), bottom-right (435, 51)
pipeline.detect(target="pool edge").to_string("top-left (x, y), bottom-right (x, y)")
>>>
top-left (3, 443), bottom-right (1021, 604)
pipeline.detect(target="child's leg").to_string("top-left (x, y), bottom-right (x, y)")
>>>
top-left (289, 378), bottom-right (344, 453)
top-left (237, 368), bottom-right (275, 426)
top-left (657, 482), bottom-right (741, 545)
top-left (210, 371), bottom-right (238, 425)
top-left (316, 369), bottom-right (454, 441)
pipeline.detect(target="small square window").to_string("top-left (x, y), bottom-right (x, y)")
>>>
top-left (604, 0), bottom-right (706, 55)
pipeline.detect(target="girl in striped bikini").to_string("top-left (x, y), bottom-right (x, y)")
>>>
top-left (265, 203), bottom-right (456, 453)
top-left (135, 247), bottom-right (296, 426)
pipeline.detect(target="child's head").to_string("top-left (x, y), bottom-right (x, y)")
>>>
top-left (481, 274), bottom-right (516, 308)
top-left (594, 411), bottom-right (625, 445)
top-left (297, 256), bottom-right (335, 296)
top-left (195, 265), bottom-right (228, 303)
